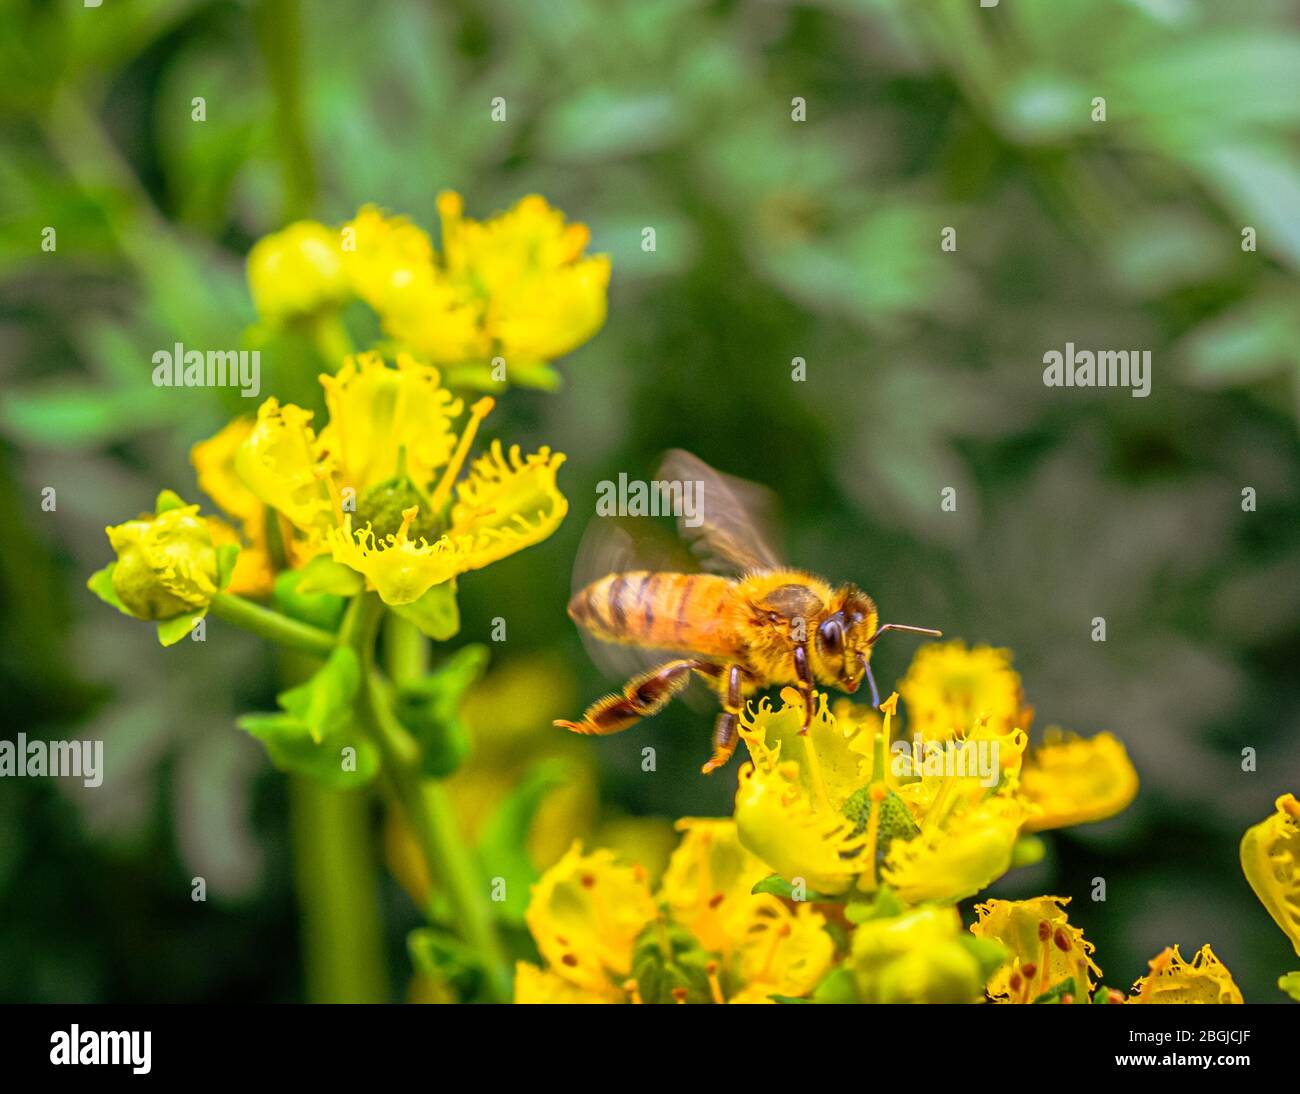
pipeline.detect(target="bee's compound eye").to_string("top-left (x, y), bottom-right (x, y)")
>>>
top-left (818, 619), bottom-right (843, 654)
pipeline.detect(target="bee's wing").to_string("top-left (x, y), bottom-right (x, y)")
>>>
top-left (657, 449), bottom-right (783, 575)
top-left (569, 513), bottom-right (702, 686)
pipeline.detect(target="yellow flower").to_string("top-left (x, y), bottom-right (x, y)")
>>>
top-left (436, 191), bottom-right (611, 364)
top-left (898, 640), bottom-right (1027, 742)
top-left (656, 818), bottom-right (833, 1002)
top-left (342, 206), bottom-right (487, 365)
top-left (882, 794), bottom-right (1026, 905)
top-left (246, 220), bottom-right (350, 324)
top-left (339, 196), bottom-right (608, 376)
top-left (329, 443), bottom-right (567, 606)
top-left (231, 354), bottom-right (567, 606)
top-left (729, 904), bottom-right (834, 1003)
top-left (1240, 792), bottom-right (1300, 957)
top-left (317, 352), bottom-right (462, 495)
top-left (1019, 729), bottom-right (1139, 832)
top-left (971, 896), bottom-right (1100, 1003)
top-left (659, 819), bottom-right (773, 955)
top-left (105, 504), bottom-right (219, 621)
top-left (733, 693), bottom-right (878, 894)
top-left (192, 418), bottom-right (274, 597)
top-left (850, 905), bottom-right (993, 1005)
top-left (329, 507), bottom-right (465, 606)
top-left (521, 842), bottom-right (657, 1001)
top-left (235, 398), bottom-right (334, 544)
top-left (1129, 945), bottom-right (1243, 1004)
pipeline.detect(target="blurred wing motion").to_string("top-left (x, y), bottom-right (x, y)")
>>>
top-left (569, 512), bottom-right (699, 685)
top-left (657, 449), bottom-right (782, 575)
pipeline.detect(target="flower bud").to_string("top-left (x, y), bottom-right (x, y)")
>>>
top-left (247, 221), bottom-right (350, 324)
top-left (106, 505), bottom-right (219, 620)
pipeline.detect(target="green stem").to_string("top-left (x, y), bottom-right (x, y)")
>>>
top-left (289, 775), bottom-right (390, 1003)
top-left (347, 597), bottom-right (511, 1001)
top-left (209, 592), bottom-right (336, 655)
top-left (253, 0), bottom-right (316, 222)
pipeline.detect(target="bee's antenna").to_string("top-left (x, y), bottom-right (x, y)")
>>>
top-left (858, 654), bottom-right (882, 709)
top-left (868, 623), bottom-right (943, 647)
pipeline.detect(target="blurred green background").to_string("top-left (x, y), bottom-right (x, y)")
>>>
top-left (1, 0), bottom-right (1298, 1002)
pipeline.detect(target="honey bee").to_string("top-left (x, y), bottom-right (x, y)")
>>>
top-left (555, 451), bottom-right (942, 774)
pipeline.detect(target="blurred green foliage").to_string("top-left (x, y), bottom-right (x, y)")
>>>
top-left (1, 0), bottom-right (1297, 1002)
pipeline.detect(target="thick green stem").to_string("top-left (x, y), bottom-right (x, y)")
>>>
top-left (348, 599), bottom-right (511, 1001)
top-left (289, 775), bottom-right (390, 1003)
top-left (209, 592), bottom-right (337, 655)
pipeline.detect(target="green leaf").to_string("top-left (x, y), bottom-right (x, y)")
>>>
top-left (407, 927), bottom-right (488, 1003)
top-left (632, 922), bottom-right (713, 1005)
top-left (87, 563), bottom-right (131, 616)
top-left (216, 543), bottom-right (241, 591)
top-left (157, 608), bottom-right (206, 647)
top-left (238, 708), bottom-right (378, 788)
top-left (277, 647), bottom-right (360, 743)
top-left (155, 489), bottom-right (189, 514)
top-left (1011, 834), bottom-right (1047, 869)
top-left (1279, 971), bottom-right (1300, 1002)
top-left (238, 647), bottom-right (374, 787)
top-left (394, 644), bottom-right (489, 777)
top-left (811, 967), bottom-right (860, 1005)
top-left (392, 581), bottom-right (460, 641)
top-left (844, 885), bottom-right (906, 924)
top-left (272, 568), bottom-right (346, 631)
top-left (475, 758), bottom-right (569, 922)
top-left (960, 935), bottom-right (1009, 983)
top-left (751, 873), bottom-right (845, 904)
top-left (294, 555), bottom-right (364, 597)
top-left (509, 361), bottom-right (563, 391)
top-left (1031, 976), bottom-right (1077, 1004)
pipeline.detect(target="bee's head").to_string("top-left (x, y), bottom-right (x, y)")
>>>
top-left (816, 586), bottom-right (879, 693)
top-left (817, 586), bottom-right (942, 708)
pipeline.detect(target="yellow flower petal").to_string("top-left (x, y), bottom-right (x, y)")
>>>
top-left (343, 205), bottom-right (486, 363)
top-left (514, 962), bottom-right (615, 1004)
top-left (899, 640), bottom-right (1027, 742)
top-left (523, 842), bottom-right (657, 998)
top-left (106, 505), bottom-right (218, 620)
top-left (658, 818), bottom-right (779, 955)
top-left (1019, 729), bottom-right (1139, 832)
top-left (732, 695), bottom-right (892, 894)
top-left (246, 220), bottom-right (350, 324)
top-left (1130, 944), bottom-right (1243, 1004)
top-left (329, 508), bottom-right (464, 606)
top-left (733, 759), bottom-right (867, 896)
top-left (444, 441), bottom-right (568, 572)
top-left (191, 418), bottom-right (262, 527)
top-left (193, 419), bottom-right (275, 597)
top-left (1240, 792), bottom-right (1300, 957)
top-left (733, 903), bottom-right (834, 1000)
top-left (972, 895), bottom-right (1101, 1003)
top-left (883, 795), bottom-right (1025, 905)
top-left (235, 398), bottom-right (334, 538)
top-left (437, 191), bottom-right (610, 363)
top-left (205, 516), bottom-right (273, 598)
top-left (317, 352), bottom-right (462, 494)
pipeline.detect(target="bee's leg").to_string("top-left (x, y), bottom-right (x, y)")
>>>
top-left (701, 664), bottom-right (748, 775)
top-left (793, 644), bottom-right (816, 734)
top-left (554, 659), bottom-right (700, 736)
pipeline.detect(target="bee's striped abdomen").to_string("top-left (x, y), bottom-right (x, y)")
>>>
top-left (568, 571), bottom-right (740, 657)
